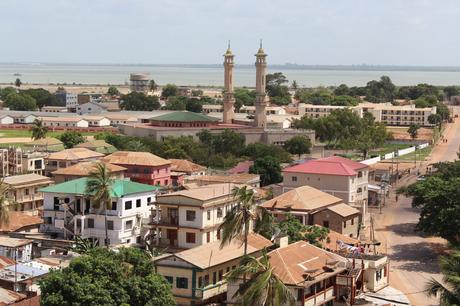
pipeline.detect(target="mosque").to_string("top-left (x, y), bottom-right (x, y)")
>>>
top-left (119, 44), bottom-right (315, 146)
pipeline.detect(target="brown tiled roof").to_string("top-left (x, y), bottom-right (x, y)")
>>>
top-left (268, 241), bottom-right (347, 286)
top-left (192, 173), bottom-right (260, 185)
top-left (75, 140), bottom-right (111, 149)
top-left (157, 183), bottom-right (243, 202)
top-left (0, 256), bottom-right (15, 269)
top-left (39, 117), bottom-right (86, 123)
top-left (102, 151), bottom-right (170, 167)
top-left (260, 186), bottom-right (342, 212)
top-left (319, 230), bottom-right (360, 251)
top-left (52, 161), bottom-right (126, 176)
top-left (164, 234), bottom-right (272, 269)
top-left (326, 203), bottom-right (360, 217)
top-left (0, 212), bottom-right (43, 233)
top-left (3, 174), bottom-right (52, 187)
top-left (47, 148), bottom-right (104, 161)
top-left (169, 159), bottom-right (206, 174)
top-left (0, 236), bottom-right (32, 248)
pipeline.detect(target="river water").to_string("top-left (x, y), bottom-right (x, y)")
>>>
top-left (1, 63), bottom-right (460, 87)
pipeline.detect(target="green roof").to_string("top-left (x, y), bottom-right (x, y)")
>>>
top-left (150, 111), bottom-right (218, 123)
top-left (40, 177), bottom-right (159, 197)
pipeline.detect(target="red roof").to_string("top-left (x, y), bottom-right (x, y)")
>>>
top-left (283, 156), bottom-right (367, 176)
top-left (227, 161), bottom-right (254, 174)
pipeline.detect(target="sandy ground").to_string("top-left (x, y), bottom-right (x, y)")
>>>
top-left (0, 137), bottom-right (32, 143)
top-left (371, 106), bottom-right (460, 306)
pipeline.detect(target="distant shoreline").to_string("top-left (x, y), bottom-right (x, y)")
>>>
top-left (2, 62), bottom-right (460, 73)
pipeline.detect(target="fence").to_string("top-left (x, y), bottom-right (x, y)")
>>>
top-left (363, 142), bottom-right (430, 165)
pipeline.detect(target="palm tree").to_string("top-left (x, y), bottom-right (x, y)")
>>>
top-left (426, 251), bottom-right (460, 305)
top-left (30, 119), bottom-right (48, 140)
top-left (0, 180), bottom-right (17, 227)
top-left (219, 186), bottom-right (257, 255)
top-left (226, 249), bottom-right (295, 306)
top-left (71, 235), bottom-right (98, 254)
top-left (85, 163), bottom-right (114, 247)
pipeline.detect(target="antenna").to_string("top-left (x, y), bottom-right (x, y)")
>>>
top-left (260, 39), bottom-right (263, 48)
top-left (227, 40), bottom-right (231, 49)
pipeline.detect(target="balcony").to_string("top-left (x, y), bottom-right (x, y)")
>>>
top-left (155, 216), bottom-right (179, 227)
top-left (194, 282), bottom-right (227, 300)
top-left (304, 287), bottom-right (335, 306)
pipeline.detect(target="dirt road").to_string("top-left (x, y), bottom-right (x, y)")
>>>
top-left (371, 111), bottom-right (460, 306)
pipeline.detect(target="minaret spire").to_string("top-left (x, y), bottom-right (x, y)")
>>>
top-left (254, 42), bottom-right (268, 128)
top-left (222, 42), bottom-right (235, 124)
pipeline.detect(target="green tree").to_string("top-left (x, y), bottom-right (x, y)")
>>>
top-left (355, 113), bottom-right (388, 159)
top-left (265, 72), bottom-right (291, 105)
top-left (161, 84), bottom-right (178, 98)
top-left (428, 113), bottom-right (442, 127)
top-left (226, 249), bottom-right (295, 306)
top-left (191, 89), bottom-right (203, 97)
top-left (120, 92), bottom-right (160, 111)
top-left (234, 88), bottom-right (256, 111)
top-left (85, 163), bottom-right (114, 247)
top-left (59, 131), bottom-right (85, 149)
top-left (23, 88), bottom-right (60, 108)
top-left (0, 87), bottom-right (16, 100)
top-left (185, 98), bottom-right (203, 113)
top-left (278, 214), bottom-right (329, 246)
top-left (408, 124), bottom-right (420, 141)
top-left (39, 247), bottom-right (175, 306)
top-left (15, 78), bottom-right (21, 88)
top-left (244, 143), bottom-right (291, 163)
top-left (249, 156), bottom-right (282, 186)
top-left (29, 119), bottom-right (48, 140)
top-left (164, 96), bottom-right (187, 110)
top-left (219, 186), bottom-right (257, 256)
top-left (365, 76), bottom-right (396, 102)
top-left (437, 103), bottom-right (450, 121)
top-left (426, 251), bottom-right (460, 305)
top-left (283, 135), bottom-right (311, 158)
top-left (443, 86), bottom-right (459, 100)
top-left (291, 80), bottom-right (298, 91)
top-left (334, 84), bottom-right (350, 96)
top-left (71, 236), bottom-right (98, 254)
top-left (149, 80), bottom-right (158, 92)
top-left (4, 93), bottom-right (37, 111)
top-left (107, 86), bottom-right (120, 96)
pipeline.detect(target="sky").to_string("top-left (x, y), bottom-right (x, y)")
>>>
top-left (1, 0), bottom-right (460, 66)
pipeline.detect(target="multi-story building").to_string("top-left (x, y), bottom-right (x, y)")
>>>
top-left (169, 159), bottom-right (206, 186)
top-left (52, 161), bottom-right (126, 183)
top-left (0, 148), bottom-right (47, 176)
top-left (129, 73), bottom-right (150, 93)
top-left (40, 177), bottom-right (159, 246)
top-left (65, 93), bottom-right (78, 111)
top-left (155, 233), bottom-right (271, 305)
top-left (22, 151), bottom-right (47, 175)
top-left (261, 185), bottom-right (360, 238)
top-left (298, 102), bottom-right (437, 127)
top-left (151, 183), bottom-right (259, 249)
top-left (102, 151), bottom-right (171, 186)
top-left (3, 174), bottom-right (53, 213)
top-left (239, 105), bottom-right (286, 115)
top-left (282, 156), bottom-right (369, 215)
top-left (0, 212), bottom-right (43, 234)
top-left (45, 148), bottom-right (104, 176)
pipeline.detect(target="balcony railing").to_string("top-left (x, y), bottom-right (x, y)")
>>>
top-left (194, 282), bottom-right (227, 300)
top-left (304, 287), bottom-right (334, 306)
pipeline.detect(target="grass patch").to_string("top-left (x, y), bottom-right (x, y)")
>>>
top-left (0, 129), bottom-right (100, 138)
top-left (398, 147), bottom-right (432, 162)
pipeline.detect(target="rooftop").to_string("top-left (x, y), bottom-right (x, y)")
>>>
top-left (0, 212), bottom-right (43, 233)
top-left (2, 174), bottom-right (52, 186)
top-left (157, 183), bottom-right (245, 202)
top-left (191, 173), bottom-right (260, 185)
top-left (160, 233), bottom-right (272, 269)
top-left (52, 161), bottom-right (126, 177)
top-left (268, 241), bottom-right (347, 286)
top-left (326, 203), bottom-right (360, 217)
top-left (283, 156), bottom-right (368, 176)
top-left (150, 111), bottom-right (219, 122)
top-left (38, 116), bottom-right (86, 123)
top-left (47, 147), bottom-right (104, 161)
top-left (227, 161), bottom-right (254, 175)
top-left (25, 137), bottom-right (63, 146)
top-left (75, 140), bottom-right (117, 154)
top-left (169, 159), bottom-right (206, 174)
top-left (40, 177), bottom-right (160, 197)
top-left (102, 151), bottom-right (170, 167)
top-left (260, 186), bottom-right (342, 212)
top-left (320, 230), bottom-right (360, 251)
top-left (0, 236), bottom-right (32, 248)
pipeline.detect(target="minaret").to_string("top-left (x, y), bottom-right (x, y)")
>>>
top-left (254, 40), bottom-right (267, 128)
top-left (222, 41), bottom-right (235, 124)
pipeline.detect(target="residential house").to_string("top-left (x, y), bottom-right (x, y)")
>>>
top-left (226, 161), bottom-right (253, 175)
top-left (0, 115), bottom-right (14, 125)
top-left (188, 173), bottom-right (261, 188)
top-left (227, 241), bottom-right (357, 306)
top-left (81, 116), bottom-right (111, 127)
top-left (0, 148), bottom-right (46, 177)
top-left (3, 174), bottom-right (53, 213)
top-left (102, 151), bottom-right (171, 186)
top-left (23, 138), bottom-right (64, 152)
top-left (155, 233), bottom-right (272, 306)
top-left (239, 105), bottom-right (286, 115)
top-left (52, 161), bottom-right (126, 183)
top-left (0, 236), bottom-right (33, 262)
top-left (260, 186), bottom-right (360, 238)
top-left (0, 212), bottom-right (43, 234)
top-left (169, 159), bottom-right (206, 186)
top-left (75, 140), bottom-right (117, 155)
top-left (45, 148), bottom-right (104, 176)
top-left (152, 183), bottom-right (260, 249)
top-left (282, 156), bottom-right (369, 216)
top-left (40, 178), bottom-right (160, 246)
top-left (22, 151), bottom-right (47, 175)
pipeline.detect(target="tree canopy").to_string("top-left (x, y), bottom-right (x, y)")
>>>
top-left (39, 247), bottom-right (175, 306)
top-left (3, 92), bottom-right (37, 111)
top-left (283, 135), bottom-right (311, 158)
top-left (265, 72), bottom-right (291, 105)
top-left (59, 131), bottom-right (85, 149)
top-left (22, 88), bottom-right (61, 108)
top-left (120, 92), bottom-right (160, 111)
top-left (161, 84), bottom-right (178, 98)
top-left (249, 156), bottom-right (282, 186)
top-left (107, 86), bottom-right (120, 96)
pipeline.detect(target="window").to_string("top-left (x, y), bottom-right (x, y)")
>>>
top-left (207, 210), bottom-right (211, 220)
top-left (376, 269), bottom-right (383, 281)
top-left (125, 220), bottom-right (133, 230)
top-left (25, 189), bottom-right (29, 196)
top-left (44, 217), bottom-right (52, 224)
top-left (165, 276), bottom-right (173, 284)
top-left (343, 221), bottom-right (347, 228)
top-left (147, 197), bottom-right (152, 205)
top-left (53, 197), bottom-right (60, 211)
top-left (217, 208), bottom-right (223, 218)
top-left (351, 218), bottom-right (354, 225)
top-left (204, 275), bottom-right (209, 286)
top-left (176, 277), bottom-right (188, 289)
top-left (206, 232), bottom-right (210, 243)
top-left (111, 201), bottom-right (117, 210)
top-left (323, 221), bottom-right (329, 228)
top-left (357, 187), bottom-right (362, 193)
top-left (212, 272), bottom-right (217, 284)
top-left (198, 276), bottom-right (203, 288)
top-left (186, 232), bottom-right (196, 243)
top-left (186, 210), bottom-right (196, 221)
top-left (217, 229), bottom-right (221, 240)
top-left (292, 176), bottom-right (297, 182)
top-left (358, 171), bottom-right (363, 178)
top-left (136, 199), bottom-right (141, 208)
top-left (218, 270), bottom-right (223, 281)
top-left (87, 218), bottom-right (94, 228)
top-left (107, 220), bottom-right (114, 230)
top-left (125, 201), bottom-right (132, 210)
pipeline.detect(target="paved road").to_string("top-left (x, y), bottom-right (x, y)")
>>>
top-left (371, 111), bottom-right (460, 306)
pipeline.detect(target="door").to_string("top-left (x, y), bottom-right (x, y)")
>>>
top-left (166, 229), bottom-right (178, 247)
top-left (167, 208), bottom-right (178, 225)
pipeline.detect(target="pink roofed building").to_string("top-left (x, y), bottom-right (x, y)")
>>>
top-left (227, 160), bottom-right (254, 174)
top-left (282, 156), bottom-right (369, 216)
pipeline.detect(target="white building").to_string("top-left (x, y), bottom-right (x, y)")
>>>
top-left (39, 117), bottom-right (89, 128)
top-left (40, 177), bottom-right (160, 246)
top-left (65, 93), bottom-right (78, 110)
top-left (239, 105), bottom-right (286, 115)
top-left (0, 236), bottom-right (33, 262)
top-left (15, 114), bottom-right (37, 124)
top-left (77, 101), bottom-right (109, 115)
top-left (82, 116), bottom-right (111, 127)
top-left (0, 115), bottom-right (14, 125)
